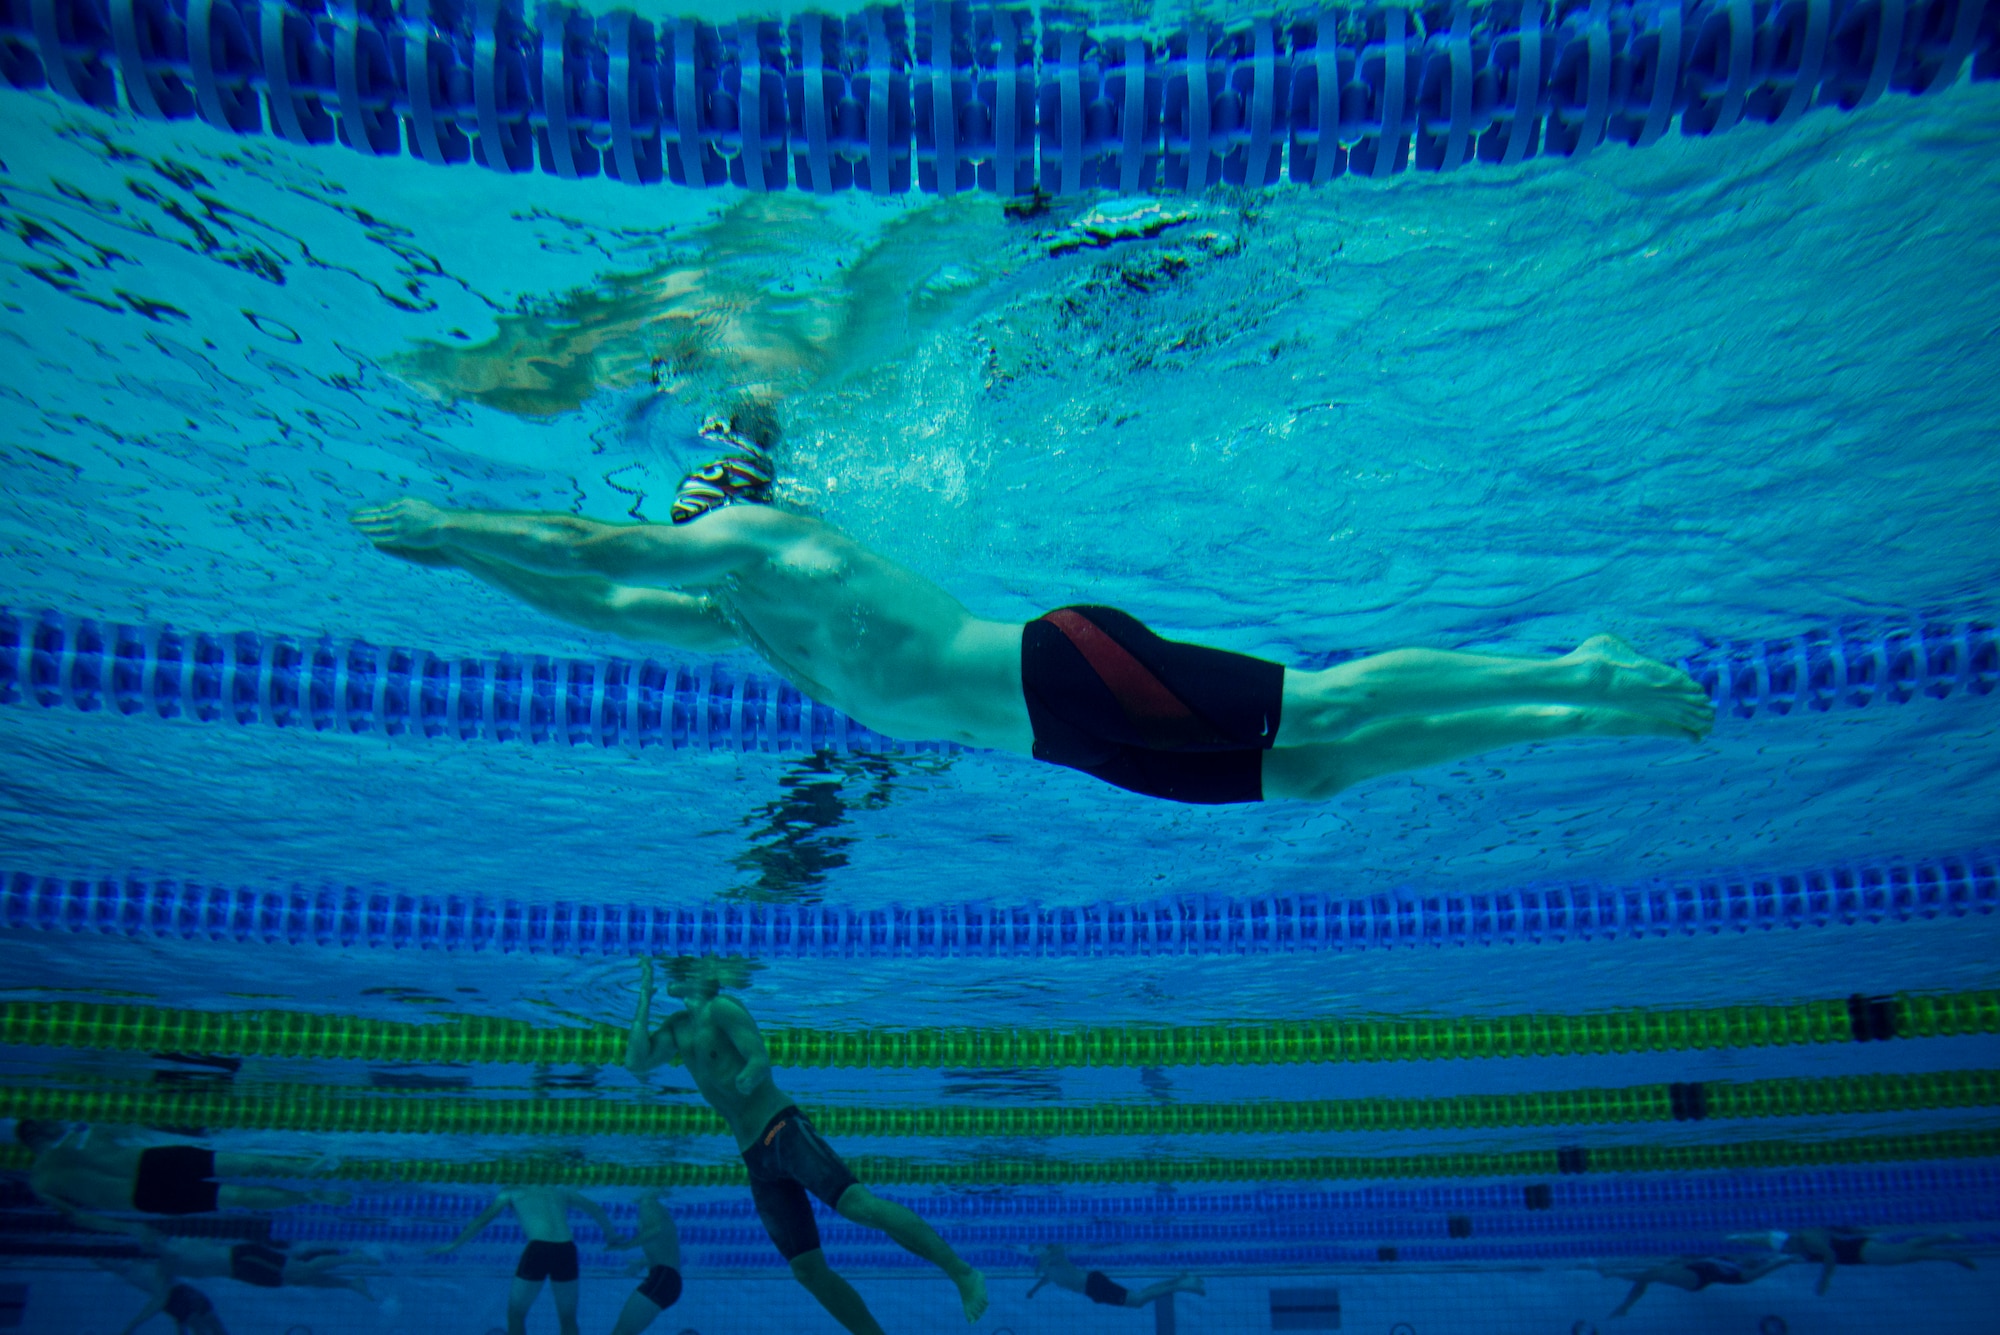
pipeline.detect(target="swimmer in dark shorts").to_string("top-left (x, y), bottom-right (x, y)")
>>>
top-left (1759, 1227), bottom-right (1979, 1294)
top-left (1591, 1254), bottom-right (1791, 1316)
top-left (625, 956), bottom-right (988, 1333)
top-left (358, 430), bottom-right (1713, 806)
top-left (431, 1185), bottom-right (625, 1335)
top-left (608, 1193), bottom-right (684, 1335)
top-left (1027, 1244), bottom-right (1203, 1310)
top-left (74, 1217), bottom-right (380, 1300)
top-left (16, 1120), bottom-right (341, 1221)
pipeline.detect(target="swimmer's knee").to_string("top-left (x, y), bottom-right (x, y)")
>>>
top-left (788, 1249), bottom-right (832, 1284)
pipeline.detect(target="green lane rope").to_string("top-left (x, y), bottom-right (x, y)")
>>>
top-left (2, 1070), bottom-right (1994, 1140)
top-left (5, 990), bottom-right (1996, 1070)
top-left (6, 1130), bottom-right (1994, 1189)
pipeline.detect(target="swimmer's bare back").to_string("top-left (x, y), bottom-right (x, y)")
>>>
top-left (354, 498), bottom-right (1711, 805)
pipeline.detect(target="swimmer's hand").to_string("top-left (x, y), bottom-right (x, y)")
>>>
top-left (352, 498), bottom-right (449, 550)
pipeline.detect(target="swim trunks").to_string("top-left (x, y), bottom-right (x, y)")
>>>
top-left (740, 1106), bottom-right (860, 1261)
top-left (1684, 1258), bottom-right (1746, 1289)
top-left (636, 1263), bottom-right (684, 1309)
top-left (1829, 1231), bottom-right (1868, 1266)
top-left (229, 1240), bottom-right (289, 1287)
top-left (132, 1145), bottom-right (220, 1215)
top-left (164, 1284), bottom-right (213, 1326)
top-left (1021, 605), bottom-right (1285, 804)
top-left (515, 1239), bottom-right (581, 1283)
top-left (1084, 1270), bottom-right (1130, 1306)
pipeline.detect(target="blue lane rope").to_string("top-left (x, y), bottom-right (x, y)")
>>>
top-left (244, 1194), bottom-right (2000, 1250)
top-left (1, 1), bottom-right (1995, 196)
top-left (1, 849), bottom-right (1990, 956)
top-left (2, 609), bottom-right (1993, 757)
top-left (283, 1163), bottom-right (2000, 1227)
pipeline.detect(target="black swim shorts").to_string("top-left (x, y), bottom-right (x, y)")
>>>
top-left (637, 1263), bottom-right (684, 1309)
top-left (1022, 605), bottom-right (1285, 804)
top-left (1830, 1231), bottom-right (1868, 1266)
top-left (1084, 1270), bottom-right (1130, 1306)
top-left (740, 1106), bottom-right (860, 1262)
top-left (164, 1284), bottom-right (213, 1323)
top-left (132, 1145), bottom-right (220, 1215)
top-left (229, 1240), bottom-right (288, 1288)
top-left (515, 1239), bottom-right (580, 1283)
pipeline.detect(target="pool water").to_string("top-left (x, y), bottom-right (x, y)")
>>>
top-left (1, 5), bottom-right (1998, 1334)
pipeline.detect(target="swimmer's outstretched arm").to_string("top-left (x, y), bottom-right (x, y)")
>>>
top-left (430, 1197), bottom-right (507, 1256)
top-left (564, 1191), bottom-right (626, 1248)
top-left (352, 499), bottom-right (763, 588)
top-left (625, 959), bottom-right (681, 1077)
top-left (443, 551), bottom-right (742, 654)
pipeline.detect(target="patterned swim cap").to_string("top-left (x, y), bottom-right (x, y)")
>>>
top-left (671, 418), bottom-right (776, 524)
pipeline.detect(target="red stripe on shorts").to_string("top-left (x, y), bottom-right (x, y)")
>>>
top-left (1041, 608), bottom-right (1196, 730)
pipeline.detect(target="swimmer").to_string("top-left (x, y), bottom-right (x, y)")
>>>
top-left (84, 1218), bottom-right (378, 1298)
top-left (606, 1193), bottom-right (684, 1335)
top-left (15, 1120), bottom-right (341, 1220)
top-left (624, 956), bottom-right (988, 1332)
top-left (431, 1185), bottom-right (625, 1335)
top-left (353, 422), bottom-right (1712, 806)
top-left (1756, 1227), bottom-right (1978, 1294)
top-left (1588, 1255), bottom-right (1791, 1317)
top-left (1026, 1244), bottom-right (1203, 1310)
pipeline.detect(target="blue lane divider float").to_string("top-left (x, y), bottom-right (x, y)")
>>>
top-left (1, 609), bottom-right (1993, 756)
top-left (1, 849), bottom-right (1990, 955)
top-left (290, 1163), bottom-right (2000, 1224)
top-left (1, 0), bottom-right (1995, 196)
top-left (260, 1196), bottom-right (2000, 1249)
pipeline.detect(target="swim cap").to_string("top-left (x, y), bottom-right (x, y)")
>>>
top-left (671, 418), bottom-right (776, 524)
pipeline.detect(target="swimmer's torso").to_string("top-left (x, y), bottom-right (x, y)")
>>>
top-left (31, 1136), bottom-right (140, 1209)
top-left (688, 507), bottom-right (1035, 751)
top-left (670, 998), bottom-right (793, 1151)
top-left (506, 1187), bottom-right (577, 1242)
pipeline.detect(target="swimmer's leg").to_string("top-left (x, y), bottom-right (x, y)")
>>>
top-left (1608, 1280), bottom-right (1651, 1318)
top-left (787, 1249), bottom-right (886, 1335)
top-left (215, 1184), bottom-right (339, 1211)
top-left (835, 1186), bottom-right (987, 1322)
top-left (1125, 1275), bottom-right (1201, 1307)
top-left (1264, 705), bottom-right (1689, 802)
top-left (608, 1288), bottom-right (666, 1335)
top-left (549, 1277), bottom-right (580, 1335)
top-left (388, 546), bottom-right (742, 654)
top-left (1277, 638), bottom-right (1713, 747)
top-left (506, 1276), bottom-right (542, 1335)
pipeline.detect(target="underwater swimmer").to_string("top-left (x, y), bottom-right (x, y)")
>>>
top-left (431, 1185), bottom-right (624, 1335)
top-left (606, 1193), bottom-right (685, 1335)
top-left (353, 420), bottom-right (1713, 805)
top-left (1026, 1244), bottom-right (1204, 1310)
top-left (15, 1120), bottom-right (341, 1219)
top-left (623, 957), bottom-right (986, 1332)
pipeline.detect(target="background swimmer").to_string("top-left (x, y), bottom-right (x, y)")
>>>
top-left (431, 1185), bottom-right (624, 1335)
top-left (625, 956), bottom-right (987, 1332)
top-left (1025, 1244), bottom-right (1203, 1311)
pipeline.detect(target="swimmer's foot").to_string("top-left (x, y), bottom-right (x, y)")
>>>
top-left (1177, 1273), bottom-right (1205, 1296)
top-left (1563, 635), bottom-right (1715, 738)
top-left (954, 1268), bottom-right (988, 1323)
top-left (1569, 705), bottom-right (1705, 743)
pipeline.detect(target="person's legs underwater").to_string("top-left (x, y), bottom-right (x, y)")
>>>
top-left (835, 1185), bottom-right (986, 1321)
top-left (787, 1249), bottom-right (885, 1335)
top-left (505, 1277), bottom-right (542, 1335)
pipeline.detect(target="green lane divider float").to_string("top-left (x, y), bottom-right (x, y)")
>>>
top-left (7, 1130), bottom-right (1997, 1189)
top-left (2, 1070), bottom-right (1995, 1140)
top-left (5, 991), bottom-right (1997, 1070)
